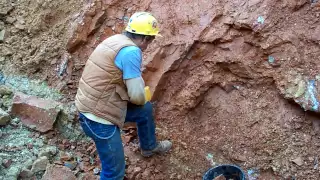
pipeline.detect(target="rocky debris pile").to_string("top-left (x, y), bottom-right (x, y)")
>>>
top-left (0, 116), bottom-right (101, 179)
top-left (0, 122), bottom-right (46, 179)
top-left (0, 84), bottom-right (163, 179)
top-left (0, 85), bottom-right (99, 179)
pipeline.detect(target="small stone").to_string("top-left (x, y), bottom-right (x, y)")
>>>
top-left (93, 167), bottom-right (100, 175)
top-left (83, 157), bottom-right (90, 162)
top-left (0, 5), bottom-right (13, 15)
top-left (35, 133), bottom-right (40, 138)
top-left (0, 108), bottom-right (11, 126)
top-left (134, 167), bottom-right (142, 173)
top-left (31, 156), bottom-right (49, 173)
top-left (78, 173), bottom-right (99, 180)
top-left (24, 159), bottom-right (34, 170)
top-left (6, 16), bottom-right (16, 24)
top-left (0, 29), bottom-right (5, 42)
top-left (141, 168), bottom-right (152, 179)
top-left (27, 143), bottom-right (33, 149)
top-left (64, 161), bottom-right (77, 170)
top-left (14, 23), bottom-right (25, 30)
top-left (39, 146), bottom-right (58, 158)
top-left (2, 159), bottom-right (12, 168)
top-left (136, 173), bottom-right (142, 180)
top-left (0, 85), bottom-right (13, 96)
top-left (42, 165), bottom-right (76, 180)
top-left (233, 154), bottom-right (246, 162)
top-left (19, 168), bottom-right (34, 178)
top-left (54, 161), bottom-right (64, 165)
top-left (60, 153), bottom-right (72, 162)
top-left (292, 157), bottom-right (304, 166)
top-left (129, 167), bottom-right (142, 179)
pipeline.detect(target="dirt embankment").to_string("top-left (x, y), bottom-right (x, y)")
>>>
top-left (1, 0), bottom-right (320, 179)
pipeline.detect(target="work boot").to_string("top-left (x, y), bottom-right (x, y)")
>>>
top-left (141, 140), bottom-right (172, 157)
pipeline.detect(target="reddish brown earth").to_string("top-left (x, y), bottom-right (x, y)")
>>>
top-left (1, 0), bottom-right (320, 179)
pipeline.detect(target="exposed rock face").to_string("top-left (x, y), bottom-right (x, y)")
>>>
top-left (1, 0), bottom-right (320, 179)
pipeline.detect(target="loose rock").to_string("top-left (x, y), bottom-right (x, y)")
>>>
top-left (0, 85), bottom-right (13, 96)
top-left (64, 161), bottom-right (77, 170)
top-left (93, 167), bottom-right (100, 175)
top-left (132, 167), bottom-right (142, 178)
top-left (19, 168), bottom-right (34, 178)
top-left (2, 159), bottom-right (12, 168)
top-left (292, 157), bottom-right (304, 166)
top-left (31, 156), bottom-right (49, 173)
top-left (5, 16), bottom-right (16, 24)
top-left (78, 173), bottom-right (100, 180)
top-left (42, 165), bottom-right (77, 180)
top-left (0, 108), bottom-right (11, 126)
top-left (11, 92), bottom-right (61, 132)
top-left (142, 168), bottom-right (152, 179)
top-left (0, 29), bottom-right (5, 42)
top-left (38, 146), bottom-right (58, 159)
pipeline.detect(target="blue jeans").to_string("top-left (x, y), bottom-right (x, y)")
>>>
top-left (79, 102), bottom-right (157, 180)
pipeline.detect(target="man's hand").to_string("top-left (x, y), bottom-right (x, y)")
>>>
top-left (125, 77), bottom-right (146, 105)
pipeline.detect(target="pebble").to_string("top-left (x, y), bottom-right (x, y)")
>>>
top-left (24, 159), bottom-right (34, 170)
top-left (27, 143), bottom-right (33, 149)
top-left (0, 29), bottom-right (5, 42)
top-left (31, 156), bottom-right (49, 173)
top-left (292, 157), bottom-right (304, 166)
top-left (38, 146), bottom-right (58, 158)
top-left (142, 169), bottom-right (152, 179)
top-left (64, 161), bottom-right (77, 170)
top-left (2, 159), bottom-right (12, 168)
top-left (0, 108), bottom-right (11, 126)
top-left (93, 167), bottom-right (100, 175)
top-left (5, 16), bottom-right (16, 24)
top-left (14, 23), bottom-right (25, 30)
top-left (19, 168), bottom-right (34, 178)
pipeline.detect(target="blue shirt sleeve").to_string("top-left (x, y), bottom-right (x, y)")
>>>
top-left (114, 46), bottom-right (142, 80)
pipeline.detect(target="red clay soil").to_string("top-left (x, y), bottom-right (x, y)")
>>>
top-left (1, 0), bottom-right (320, 179)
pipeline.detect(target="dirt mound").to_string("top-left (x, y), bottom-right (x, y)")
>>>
top-left (0, 0), bottom-right (84, 79)
top-left (1, 0), bottom-right (320, 179)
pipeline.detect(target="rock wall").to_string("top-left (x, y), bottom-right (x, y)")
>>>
top-left (1, 0), bottom-right (320, 179)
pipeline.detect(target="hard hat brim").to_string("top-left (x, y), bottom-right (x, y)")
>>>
top-left (125, 28), bottom-right (163, 37)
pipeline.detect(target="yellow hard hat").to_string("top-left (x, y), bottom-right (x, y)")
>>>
top-left (125, 12), bottom-right (161, 36)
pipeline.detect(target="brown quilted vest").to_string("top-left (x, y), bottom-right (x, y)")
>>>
top-left (75, 34), bottom-right (137, 127)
